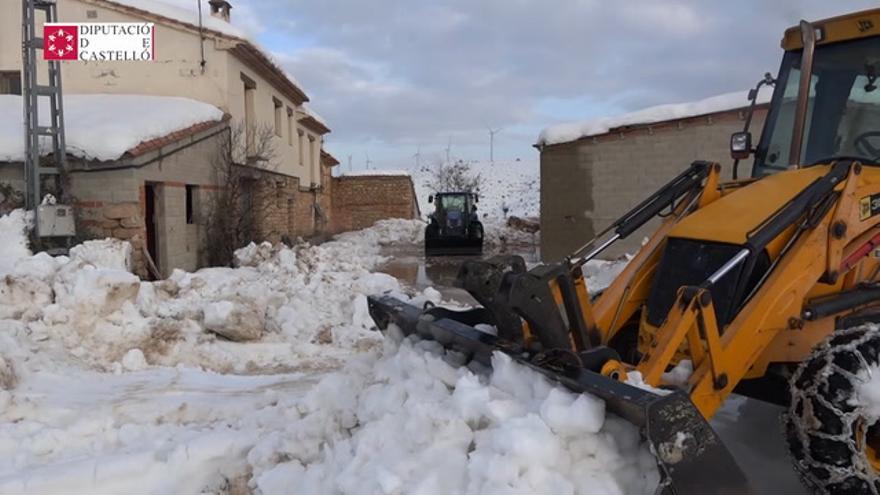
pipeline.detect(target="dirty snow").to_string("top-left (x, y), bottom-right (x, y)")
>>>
top-left (0, 95), bottom-right (223, 162)
top-left (538, 88), bottom-right (773, 146)
top-left (0, 210), bottom-right (658, 494)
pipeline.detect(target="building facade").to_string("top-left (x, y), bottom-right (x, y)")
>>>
top-left (538, 102), bottom-right (769, 261)
top-left (0, 0), bottom-right (354, 275)
top-left (1, 0), bottom-right (328, 187)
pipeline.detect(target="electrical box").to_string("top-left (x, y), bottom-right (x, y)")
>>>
top-left (37, 204), bottom-right (76, 237)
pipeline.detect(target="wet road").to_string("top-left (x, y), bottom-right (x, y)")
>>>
top-left (377, 245), bottom-right (808, 494)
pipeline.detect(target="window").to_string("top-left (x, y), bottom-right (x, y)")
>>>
top-left (298, 130), bottom-right (305, 166)
top-left (241, 73), bottom-right (256, 154)
top-left (309, 135), bottom-right (317, 182)
top-left (755, 36), bottom-right (880, 175)
top-left (185, 185), bottom-right (198, 224)
top-left (0, 71), bottom-right (21, 95)
top-left (287, 107), bottom-right (295, 146)
top-left (273, 97), bottom-right (283, 138)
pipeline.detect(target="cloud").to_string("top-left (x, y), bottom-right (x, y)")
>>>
top-left (233, 0), bottom-right (879, 166)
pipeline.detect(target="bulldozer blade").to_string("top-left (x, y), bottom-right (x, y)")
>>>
top-left (367, 295), bottom-right (752, 495)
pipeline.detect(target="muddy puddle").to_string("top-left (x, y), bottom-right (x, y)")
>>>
top-left (377, 243), bottom-right (540, 304)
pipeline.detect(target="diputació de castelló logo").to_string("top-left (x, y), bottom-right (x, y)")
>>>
top-left (43, 23), bottom-right (155, 62)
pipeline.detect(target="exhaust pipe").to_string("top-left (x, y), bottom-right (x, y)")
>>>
top-left (789, 20), bottom-right (817, 168)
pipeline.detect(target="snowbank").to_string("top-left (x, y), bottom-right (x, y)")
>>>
top-left (0, 210), bottom-right (657, 493)
top-left (249, 338), bottom-right (659, 495)
top-left (0, 95), bottom-right (224, 162)
top-left (0, 209), bottom-right (30, 276)
top-left (537, 88), bottom-right (772, 146)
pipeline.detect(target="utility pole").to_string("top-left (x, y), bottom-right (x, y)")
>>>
top-left (22, 0), bottom-right (75, 242)
top-left (365, 151), bottom-right (373, 170)
top-left (488, 127), bottom-right (502, 164)
top-left (445, 137), bottom-right (452, 165)
top-left (347, 154), bottom-right (352, 172)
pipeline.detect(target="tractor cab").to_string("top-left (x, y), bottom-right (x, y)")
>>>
top-left (425, 192), bottom-right (483, 256)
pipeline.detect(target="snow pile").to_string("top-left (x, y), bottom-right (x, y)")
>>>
top-left (0, 210), bottom-right (658, 494)
top-left (0, 209), bottom-right (31, 276)
top-left (249, 338), bottom-right (659, 495)
top-left (0, 95), bottom-right (224, 162)
top-left (538, 88), bottom-right (772, 146)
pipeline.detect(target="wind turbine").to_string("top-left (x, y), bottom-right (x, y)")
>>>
top-left (413, 145), bottom-right (422, 169)
top-left (488, 127), bottom-right (503, 164)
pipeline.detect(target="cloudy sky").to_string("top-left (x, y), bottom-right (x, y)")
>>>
top-left (226, 0), bottom-right (878, 170)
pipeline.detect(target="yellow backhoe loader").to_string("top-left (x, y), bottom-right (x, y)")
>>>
top-left (369, 9), bottom-right (880, 494)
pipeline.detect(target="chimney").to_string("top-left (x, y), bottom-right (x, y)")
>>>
top-left (208, 0), bottom-right (232, 22)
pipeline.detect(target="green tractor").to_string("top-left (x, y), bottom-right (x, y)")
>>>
top-left (425, 192), bottom-right (484, 256)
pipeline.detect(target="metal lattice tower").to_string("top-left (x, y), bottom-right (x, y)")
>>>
top-left (21, 0), bottom-right (68, 222)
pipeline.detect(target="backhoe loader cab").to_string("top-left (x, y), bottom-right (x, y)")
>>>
top-left (370, 9), bottom-right (880, 494)
top-left (743, 12), bottom-right (880, 177)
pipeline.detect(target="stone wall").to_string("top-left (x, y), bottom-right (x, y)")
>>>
top-left (540, 107), bottom-right (769, 262)
top-left (245, 169), bottom-right (331, 243)
top-left (331, 175), bottom-right (419, 232)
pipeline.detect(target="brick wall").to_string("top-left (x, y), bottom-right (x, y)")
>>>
top-left (540, 107), bottom-right (768, 262)
top-left (331, 175), bottom-right (419, 232)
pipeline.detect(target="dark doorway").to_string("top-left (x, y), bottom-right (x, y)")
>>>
top-left (144, 183), bottom-right (159, 276)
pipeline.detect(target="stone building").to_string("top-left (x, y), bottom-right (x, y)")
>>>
top-left (536, 91), bottom-right (770, 261)
top-left (0, 0), bottom-right (351, 275)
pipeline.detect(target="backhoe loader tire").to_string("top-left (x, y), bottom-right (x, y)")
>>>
top-left (784, 325), bottom-right (880, 494)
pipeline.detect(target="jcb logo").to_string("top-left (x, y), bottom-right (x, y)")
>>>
top-left (858, 19), bottom-right (875, 32)
top-left (861, 196), bottom-right (872, 220)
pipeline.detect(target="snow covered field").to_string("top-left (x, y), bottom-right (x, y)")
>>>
top-left (408, 160), bottom-right (541, 248)
top-left (0, 210), bottom-right (658, 495)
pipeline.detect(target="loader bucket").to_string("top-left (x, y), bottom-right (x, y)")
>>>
top-left (367, 295), bottom-right (752, 495)
top-left (424, 235), bottom-right (483, 257)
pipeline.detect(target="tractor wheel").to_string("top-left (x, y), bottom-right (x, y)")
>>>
top-left (784, 325), bottom-right (880, 494)
top-left (469, 222), bottom-right (484, 241)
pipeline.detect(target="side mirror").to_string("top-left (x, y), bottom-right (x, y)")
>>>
top-left (730, 131), bottom-right (753, 160)
top-left (428, 195), bottom-right (433, 203)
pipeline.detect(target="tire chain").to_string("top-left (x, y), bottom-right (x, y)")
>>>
top-left (784, 325), bottom-right (880, 494)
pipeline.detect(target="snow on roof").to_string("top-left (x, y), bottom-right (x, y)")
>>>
top-left (301, 104), bottom-right (328, 128)
top-left (101, 0), bottom-right (310, 102)
top-left (104, 0), bottom-right (248, 39)
top-left (537, 88), bottom-right (772, 147)
top-left (0, 94), bottom-right (224, 162)
top-left (340, 169), bottom-right (411, 177)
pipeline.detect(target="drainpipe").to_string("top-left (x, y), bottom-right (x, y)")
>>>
top-left (789, 20), bottom-right (817, 168)
top-left (197, 0), bottom-right (207, 73)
